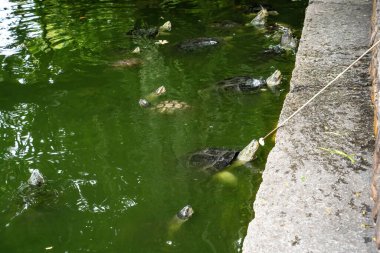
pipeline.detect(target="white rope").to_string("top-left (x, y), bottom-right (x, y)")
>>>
top-left (260, 39), bottom-right (380, 144)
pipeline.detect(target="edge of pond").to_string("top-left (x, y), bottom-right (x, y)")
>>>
top-left (243, 0), bottom-right (377, 252)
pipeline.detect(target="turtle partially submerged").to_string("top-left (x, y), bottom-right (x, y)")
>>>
top-left (140, 99), bottom-right (190, 114)
top-left (209, 20), bottom-right (241, 29)
top-left (187, 139), bottom-right (259, 172)
top-left (265, 27), bottom-right (298, 54)
top-left (28, 169), bottom-right (44, 187)
top-left (152, 100), bottom-right (190, 113)
top-left (188, 148), bottom-right (239, 172)
top-left (127, 21), bottom-right (171, 38)
top-left (168, 205), bottom-right (194, 237)
top-left (138, 85), bottom-right (166, 107)
top-left (111, 58), bottom-right (142, 68)
top-left (139, 86), bottom-right (190, 113)
top-left (213, 69), bottom-right (282, 93)
top-left (280, 28), bottom-right (298, 50)
top-left (15, 169), bottom-right (52, 213)
top-left (178, 37), bottom-right (221, 51)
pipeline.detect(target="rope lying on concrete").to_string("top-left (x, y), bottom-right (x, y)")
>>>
top-left (259, 39), bottom-right (380, 144)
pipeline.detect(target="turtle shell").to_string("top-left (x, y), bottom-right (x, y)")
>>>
top-left (126, 27), bottom-right (159, 38)
top-left (111, 58), bottom-right (142, 68)
top-left (154, 100), bottom-right (189, 113)
top-left (210, 20), bottom-right (241, 29)
top-left (187, 148), bottom-right (239, 172)
top-left (216, 76), bottom-right (265, 92)
top-left (178, 37), bottom-right (221, 51)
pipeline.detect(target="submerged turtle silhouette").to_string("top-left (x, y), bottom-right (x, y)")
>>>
top-left (177, 37), bottom-right (221, 51)
top-left (127, 21), bottom-right (171, 38)
top-left (209, 20), bottom-right (241, 29)
top-left (111, 58), bottom-right (142, 68)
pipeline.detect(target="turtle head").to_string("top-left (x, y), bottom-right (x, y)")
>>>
top-left (28, 169), bottom-right (44, 187)
top-left (159, 21), bottom-right (171, 32)
top-left (249, 7), bottom-right (268, 26)
top-left (139, 99), bottom-right (151, 108)
top-left (176, 205), bottom-right (194, 220)
top-left (155, 86), bottom-right (166, 96)
top-left (281, 29), bottom-right (298, 50)
top-left (266, 70), bottom-right (282, 87)
top-left (236, 139), bottom-right (259, 163)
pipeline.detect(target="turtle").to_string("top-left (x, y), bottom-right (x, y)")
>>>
top-left (138, 86), bottom-right (190, 113)
top-left (213, 69), bottom-right (282, 93)
top-left (111, 58), bottom-right (142, 68)
top-left (280, 28), bottom-right (298, 50)
top-left (168, 205), bottom-right (194, 238)
top-left (177, 37), bottom-right (221, 51)
top-left (152, 100), bottom-right (190, 114)
top-left (209, 20), bottom-right (241, 29)
top-left (140, 99), bottom-right (190, 114)
top-left (15, 169), bottom-right (49, 211)
top-left (187, 139), bottom-right (259, 172)
top-left (4, 169), bottom-right (58, 223)
top-left (139, 85), bottom-right (166, 106)
top-left (266, 70), bottom-right (282, 88)
top-left (187, 148), bottom-right (239, 172)
top-left (265, 28), bottom-right (298, 54)
top-left (127, 21), bottom-right (171, 38)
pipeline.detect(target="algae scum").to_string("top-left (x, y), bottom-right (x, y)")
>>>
top-left (0, 0), bottom-right (307, 252)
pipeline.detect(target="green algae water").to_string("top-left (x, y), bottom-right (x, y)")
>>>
top-left (0, 1), bottom-right (307, 252)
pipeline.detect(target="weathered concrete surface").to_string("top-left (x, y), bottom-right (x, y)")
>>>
top-left (243, 0), bottom-right (376, 252)
top-left (371, 0), bottom-right (380, 249)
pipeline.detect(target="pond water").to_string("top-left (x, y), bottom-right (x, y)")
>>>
top-left (0, 0), bottom-right (307, 252)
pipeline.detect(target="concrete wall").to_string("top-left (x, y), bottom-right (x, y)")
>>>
top-left (371, 0), bottom-right (380, 249)
top-left (244, 0), bottom-right (377, 252)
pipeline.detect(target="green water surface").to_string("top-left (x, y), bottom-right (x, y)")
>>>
top-left (0, 0), bottom-right (307, 252)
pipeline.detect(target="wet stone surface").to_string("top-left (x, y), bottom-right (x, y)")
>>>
top-left (243, 0), bottom-right (377, 252)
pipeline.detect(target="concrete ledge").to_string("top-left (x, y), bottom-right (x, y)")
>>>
top-left (243, 1), bottom-right (376, 252)
top-left (370, 0), bottom-right (380, 249)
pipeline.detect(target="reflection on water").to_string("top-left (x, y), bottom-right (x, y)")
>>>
top-left (0, 0), bottom-right (307, 252)
top-left (1, 103), bottom-right (38, 160)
